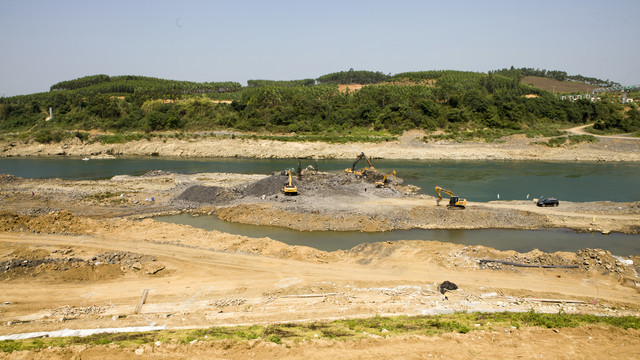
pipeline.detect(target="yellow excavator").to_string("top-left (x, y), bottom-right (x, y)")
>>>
top-left (345, 152), bottom-right (375, 176)
top-left (375, 170), bottom-right (397, 187)
top-left (282, 170), bottom-right (298, 195)
top-left (435, 186), bottom-right (466, 209)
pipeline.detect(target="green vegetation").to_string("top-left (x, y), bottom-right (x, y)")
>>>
top-left (247, 79), bottom-right (316, 88)
top-left (1, 311), bottom-right (638, 353)
top-left (491, 67), bottom-right (621, 87)
top-left (316, 68), bottom-right (390, 84)
top-left (1, 69), bottom-right (637, 144)
top-left (534, 134), bottom-right (598, 147)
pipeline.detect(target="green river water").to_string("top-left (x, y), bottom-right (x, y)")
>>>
top-left (2, 157), bottom-right (638, 255)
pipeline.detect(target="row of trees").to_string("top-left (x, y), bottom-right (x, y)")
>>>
top-left (492, 67), bottom-right (620, 87)
top-left (51, 75), bottom-right (241, 97)
top-left (316, 69), bottom-right (390, 84)
top-left (1, 70), bottom-right (637, 135)
top-left (247, 79), bottom-right (316, 88)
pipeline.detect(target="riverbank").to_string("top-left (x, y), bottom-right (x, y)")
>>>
top-left (2, 130), bottom-right (640, 161)
top-left (2, 170), bottom-right (639, 235)
top-left (2, 168), bottom-right (639, 358)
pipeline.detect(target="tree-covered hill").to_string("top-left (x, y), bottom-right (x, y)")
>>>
top-left (1, 69), bottom-right (638, 142)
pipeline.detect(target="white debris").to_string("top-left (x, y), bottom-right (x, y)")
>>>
top-left (0, 325), bottom-right (166, 341)
top-left (480, 292), bottom-right (499, 298)
top-left (613, 256), bottom-right (633, 266)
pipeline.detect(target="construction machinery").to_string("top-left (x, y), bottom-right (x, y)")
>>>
top-left (435, 186), bottom-right (466, 209)
top-left (282, 170), bottom-right (298, 195)
top-left (375, 170), bottom-right (397, 187)
top-left (345, 152), bottom-right (375, 176)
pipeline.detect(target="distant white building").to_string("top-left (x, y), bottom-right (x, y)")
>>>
top-left (560, 94), bottom-right (600, 102)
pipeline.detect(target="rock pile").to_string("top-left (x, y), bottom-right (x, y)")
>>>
top-left (175, 185), bottom-right (237, 205)
top-left (577, 249), bottom-right (635, 276)
top-left (1, 257), bottom-right (84, 272)
top-left (51, 305), bottom-right (112, 317)
top-left (210, 298), bottom-right (247, 307)
top-left (91, 251), bottom-right (156, 269)
top-left (2, 251), bottom-right (159, 275)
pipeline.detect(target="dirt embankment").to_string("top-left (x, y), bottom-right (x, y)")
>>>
top-left (0, 207), bottom-right (639, 358)
top-left (173, 171), bottom-right (640, 234)
top-left (0, 212), bottom-right (639, 357)
top-left (2, 170), bottom-right (639, 235)
top-left (2, 129), bottom-right (639, 161)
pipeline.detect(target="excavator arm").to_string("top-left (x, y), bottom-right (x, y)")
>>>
top-left (346, 152), bottom-right (376, 175)
top-left (375, 171), bottom-right (397, 187)
top-left (435, 186), bottom-right (466, 209)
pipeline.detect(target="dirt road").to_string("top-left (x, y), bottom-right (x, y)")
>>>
top-left (1, 214), bottom-right (639, 358)
top-left (566, 124), bottom-right (640, 140)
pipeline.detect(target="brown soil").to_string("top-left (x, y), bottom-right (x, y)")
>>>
top-left (0, 164), bottom-right (639, 358)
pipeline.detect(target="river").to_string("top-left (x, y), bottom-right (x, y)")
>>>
top-left (1, 157), bottom-right (639, 202)
top-left (156, 213), bottom-right (639, 256)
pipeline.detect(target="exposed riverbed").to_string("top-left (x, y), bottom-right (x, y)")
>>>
top-left (1, 157), bottom-right (639, 202)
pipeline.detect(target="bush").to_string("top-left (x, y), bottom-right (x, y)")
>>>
top-left (34, 129), bottom-right (63, 143)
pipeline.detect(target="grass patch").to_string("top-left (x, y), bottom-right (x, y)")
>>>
top-left (91, 133), bottom-right (150, 144)
top-left (567, 134), bottom-right (598, 144)
top-left (83, 191), bottom-right (128, 205)
top-left (237, 131), bottom-right (397, 144)
top-left (535, 134), bottom-right (598, 147)
top-left (423, 127), bottom-right (565, 143)
top-left (2, 311), bottom-right (639, 353)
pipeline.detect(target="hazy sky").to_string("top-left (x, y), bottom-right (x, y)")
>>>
top-left (1, 0), bottom-right (639, 96)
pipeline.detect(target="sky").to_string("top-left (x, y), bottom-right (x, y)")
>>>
top-left (1, 0), bottom-right (639, 97)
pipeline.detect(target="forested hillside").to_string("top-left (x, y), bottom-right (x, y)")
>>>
top-left (1, 69), bottom-right (638, 143)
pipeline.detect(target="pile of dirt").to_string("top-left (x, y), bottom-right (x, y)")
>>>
top-left (1, 247), bottom-right (164, 282)
top-left (0, 210), bottom-right (98, 235)
top-left (474, 248), bottom-right (578, 269)
top-left (175, 185), bottom-right (237, 205)
top-left (90, 251), bottom-right (156, 268)
top-left (0, 257), bottom-right (123, 282)
top-left (176, 172), bottom-right (405, 207)
top-left (240, 174), bottom-right (289, 197)
top-left (50, 304), bottom-right (112, 317)
top-left (0, 174), bottom-right (22, 183)
top-left (577, 249), bottom-right (637, 277)
top-left (140, 170), bottom-right (174, 177)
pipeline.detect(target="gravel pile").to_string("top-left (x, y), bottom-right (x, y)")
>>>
top-left (175, 185), bottom-right (237, 204)
top-left (51, 305), bottom-right (112, 317)
top-left (91, 251), bottom-right (156, 267)
top-left (1, 257), bottom-right (84, 272)
top-left (175, 171), bottom-right (404, 206)
top-left (577, 249), bottom-right (635, 276)
top-left (141, 170), bottom-right (174, 177)
top-left (2, 251), bottom-right (157, 273)
top-left (239, 175), bottom-right (288, 197)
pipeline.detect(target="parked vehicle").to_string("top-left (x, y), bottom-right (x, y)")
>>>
top-left (537, 197), bottom-right (559, 207)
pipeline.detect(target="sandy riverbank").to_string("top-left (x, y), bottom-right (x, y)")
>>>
top-left (2, 130), bottom-right (640, 161)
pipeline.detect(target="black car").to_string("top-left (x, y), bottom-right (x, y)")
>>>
top-left (537, 197), bottom-right (559, 207)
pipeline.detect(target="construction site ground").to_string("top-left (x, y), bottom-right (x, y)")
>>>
top-left (1, 170), bottom-right (640, 359)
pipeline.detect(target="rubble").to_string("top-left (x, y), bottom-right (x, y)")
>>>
top-left (50, 305), bottom-right (112, 317)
